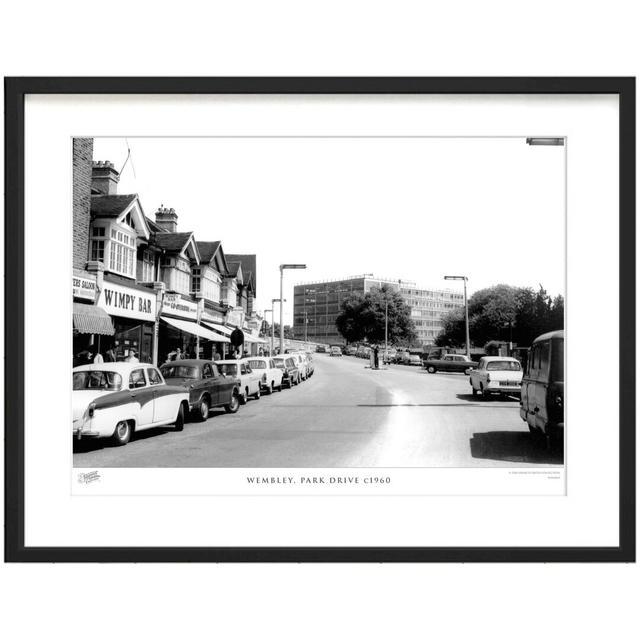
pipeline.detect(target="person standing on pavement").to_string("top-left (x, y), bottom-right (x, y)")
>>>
top-left (125, 350), bottom-right (139, 363)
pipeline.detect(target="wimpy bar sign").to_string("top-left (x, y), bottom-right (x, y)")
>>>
top-left (98, 282), bottom-right (156, 321)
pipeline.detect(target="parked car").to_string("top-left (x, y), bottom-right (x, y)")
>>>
top-left (273, 356), bottom-right (300, 388)
top-left (303, 352), bottom-right (315, 376)
top-left (246, 357), bottom-right (284, 394)
top-left (520, 330), bottom-right (564, 442)
top-left (424, 353), bottom-right (478, 374)
top-left (330, 346), bottom-right (342, 357)
top-left (408, 354), bottom-right (422, 366)
top-left (160, 359), bottom-right (240, 420)
top-left (215, 359), bottom-right (261, 404)
top-left (469, 356), bottom-right (523, 399)
top-left (344, 346), bottom-right (357, 356)
top-left (289, 352), bottom-right (309, 381)
top-left (72, 363), bottom-right (190, 445)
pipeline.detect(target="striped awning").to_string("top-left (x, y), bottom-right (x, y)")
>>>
top-left (73, 302), bottom-right (115, 336)
top-left (201, 321), bottom-right (233, 337)
top-left (162, 316), bottom-right (231, 343)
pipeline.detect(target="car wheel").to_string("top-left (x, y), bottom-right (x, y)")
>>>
top-left (480, 384), bottom-right (490, 400)
top-left (224, 391), bottom-right (240, 414)
top-left (471, 384), bottom-right (478, 396)
top-left (254, 386), bottom-right (261, 399)
top-left (265, 381), bottom-right (273, 395)
top-left (112, 420), bottom-right (132, 446)
top-left (278, 382), bottom-right (283, 392)
top-left (195, 397), bottom-right (210, 422)
top-left (239, 389), bottom-right (248, 405)
top-left (427, 365), bottom-right (436, 374)
top-left (174, 404), bottom-right (185, 431)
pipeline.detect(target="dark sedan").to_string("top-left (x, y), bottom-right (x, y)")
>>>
top-left (272, 356), bottom-right (300, 388)
top-left (160, 359), bottom-right (240, 421)
top-left (423, 354), bottom-right (479, 374)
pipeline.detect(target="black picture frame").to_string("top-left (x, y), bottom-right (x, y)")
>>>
top-left (4, 77), bottom-right (635, 562)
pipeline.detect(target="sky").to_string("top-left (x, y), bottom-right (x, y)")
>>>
top-left (92, 137), bottom-right (565, 324)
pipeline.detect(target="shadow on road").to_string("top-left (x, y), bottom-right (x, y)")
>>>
top-left (73, 426), bottom-right (172, 453)
top-left (456, 393), bottom-right (520, 403)
top-left (469, 430), bottom-right (564, 465)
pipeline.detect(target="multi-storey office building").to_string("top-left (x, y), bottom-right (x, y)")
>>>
top-left (292, 275), bottom-right (464, 347)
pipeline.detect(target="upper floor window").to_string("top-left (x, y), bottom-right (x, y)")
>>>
top-left (191, 268), bottom-right (201, 294)
top-left (141, 249), bottom-right (155, 283)
top-left (90, 222), bottom-right (135, 278)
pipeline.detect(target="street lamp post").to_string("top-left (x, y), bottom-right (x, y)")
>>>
top-left (271, 298), bottom-right (285, 355)
top-left (263, 309), bottom-right (272, 354)
top-left (444, 275), bottom-right (470, 359)
top-left (279, 264), bottom-right (306, 354)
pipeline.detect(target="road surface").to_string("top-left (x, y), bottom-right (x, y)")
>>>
top-left (73, 354), bottom-right (563, 468)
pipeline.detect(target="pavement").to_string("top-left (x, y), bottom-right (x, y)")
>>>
top-left (73, 354), bottom-right (564, 468)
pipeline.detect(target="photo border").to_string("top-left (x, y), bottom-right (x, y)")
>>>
top-left (4, 77), bottom-right (635, 562)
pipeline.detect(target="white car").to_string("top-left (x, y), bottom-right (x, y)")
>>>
top-left (215, 359), bottom-right (261, 404)
top-left (246, 357), bottom-right (284, 394)
top-left (469, 356), bottom-right (523, 399)
top-left (289, 351), bottom-right (309, 381)
top-left (73, 363), bottom-right (190, 446)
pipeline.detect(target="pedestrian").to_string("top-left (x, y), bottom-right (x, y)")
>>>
top-left (104, 346), bottom-right (116, 362)
top-left (125, 350), bottom-right (139, 363)
top-left (93, 351), bottom-right (104, 364)
top-left (215, 350), bottom-right (222, 361)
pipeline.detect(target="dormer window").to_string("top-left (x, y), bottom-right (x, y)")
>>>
top-left (89, 221), bottom-right (136, 278)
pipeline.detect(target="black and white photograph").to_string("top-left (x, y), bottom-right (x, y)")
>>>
top-left (72, 135), bottom-right (566, 473)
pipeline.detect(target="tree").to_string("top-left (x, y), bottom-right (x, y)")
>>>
top-left (259, 321), bottom-right (293, 339)
top-left (436, 284), bottom-right (564, 349)
top-left (335, 285), bottom-right (417, 345)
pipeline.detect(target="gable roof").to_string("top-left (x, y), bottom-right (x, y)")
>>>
top-left (91, 194), bottom-right (137, 218)
top-left (145, 215), bottom-right (164, 233)
top-left (226, 261), bottom-right (241, 278)
top-left (196, 241), bottom-right (221, 263)
top-left (153, 232), bottom-right (195, 253)
top-left (226, 254), bottom-right (256, 295)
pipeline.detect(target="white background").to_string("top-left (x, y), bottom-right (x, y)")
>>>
top-left (26, 94), bottom-right (606, 545)
top-left (1, 2), bottom-right (638, 640)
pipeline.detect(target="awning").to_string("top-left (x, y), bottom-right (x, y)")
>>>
top-left (73, 302), bottom-right (115, 336)
top-left (161, 316), bottom-right (230, 343)
top-left (201, 321), bottom-right (233, 337)
top-left (243, 333), bottom-right (267, 344)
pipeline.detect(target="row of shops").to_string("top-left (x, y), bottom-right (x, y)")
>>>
top-left (72, 272), bottom-right (267, 367)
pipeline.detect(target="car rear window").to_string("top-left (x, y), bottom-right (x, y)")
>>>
top-left (486, 361), bottom-right (522, 371)
top-left (73, 371), bottom-right (122, 391)
top-left (160, 365), bottom-right (198, 379)
top-left (248, 360), bottom-right (267, 369)
top-left (218, 363), bottom-right (238, 376)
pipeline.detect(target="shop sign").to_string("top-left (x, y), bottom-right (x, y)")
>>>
top-left (97, 281), bottom-right (156, 321)
top-left (163, 293), bottom-right (198, 320)
top-left (202, 309), bottom-right (225, 324)
top-left (72, 275), bottom-right (96, 301)
top-left (226, 308), bottom-right (244, 328)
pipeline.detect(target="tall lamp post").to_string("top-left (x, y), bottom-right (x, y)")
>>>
top-left (263, 309), bottom-right (272, 354)
top-left (444, 275), bottom-right (470, 359)
top-left (271, 298), bottom-right (286, 355)
top-left (279, 264), bottom-right (306, 354)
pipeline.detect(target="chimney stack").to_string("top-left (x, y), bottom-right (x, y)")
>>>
top-left (91, 160), bottom-right (120, 195)
top-left (155, 205), bottom-right (178, 233)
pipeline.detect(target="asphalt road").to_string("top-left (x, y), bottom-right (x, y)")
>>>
top-left (73, 354), bottom-right (563, 468)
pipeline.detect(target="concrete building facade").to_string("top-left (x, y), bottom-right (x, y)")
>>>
top-left (293, 275), bottom-right (464, 347)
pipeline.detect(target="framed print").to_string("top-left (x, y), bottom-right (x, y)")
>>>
top-left (4, 77), bottom-right (635, 562)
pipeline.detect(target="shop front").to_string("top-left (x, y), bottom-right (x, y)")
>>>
top-left (96, 279), bottom-right (157, 363)
top-left (72, 273), bottom-right (115, 366)
top-left (159, 293), bottom-right (230, 363)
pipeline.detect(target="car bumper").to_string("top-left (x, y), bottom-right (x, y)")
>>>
top-left (487, 385), bottom-right (522, 394)
top-left (73, 427), bottom-right (100, 440)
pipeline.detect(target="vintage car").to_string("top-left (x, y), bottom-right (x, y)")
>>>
top-left (289, 352), bottom-right (309, 381)
top-left (273, 355), bottom-right (300, 388)
top-left (159, 359), bottom-right (241, 420)
top-left (424, 353), bottom-right (478, 374)
top-left (469, 356), bottom-right (523, 399)
top-left (303, 352), bottom-right (315, 377)
top-left (520, 330), bottom-right (564, 442)
top-left (246, 357), bottom-right (284, 394)
top-left (72, 363), bottom-right (190, 445)
top-left (215, 359), bottom-right (261, 404)
top-left (329, 346), bottom-right (342, 357)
